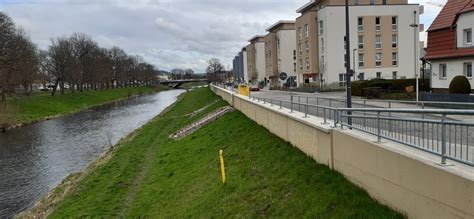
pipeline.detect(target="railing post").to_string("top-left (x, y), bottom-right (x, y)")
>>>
top-left (304, 105), bottom-right (308, 118)
top-left (377, 111), bottom-right (381, 143)
top-left (279, 100), bottom-right (282, 109)
top-left (333, 110), bottom-right (338, 128)
top-left (263, 98), bottom-right (265, 104)
top-left (298, 96), bottom-right (301, 111)
top-left (270, 99), bottom-right (273, 106)
top-left (323, 108), bottom-right (328, 124)
top-left (290, 99), bottom-right (293, 113)
top-left (363, 100), bottom-right (367, 127)
top-left (441, 113), bottom-right (447, 164)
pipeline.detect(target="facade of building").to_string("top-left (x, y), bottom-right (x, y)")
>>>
top-left (232, 51), bottom-right (245, 82)
top-left (246, 36), bottom-right (266, 84)
top-left (242, 48), bottom-right (249, 83)
top-left (426, 0), bottom-right (474, 92)
top-left (265, 21), bottom-right (297, 87)
top-left (295, 0), bottom-right (421, 88)
top-left (296, 4), bottom-right (319, 86)
top-left (319, 4), bottom-right (421, 86)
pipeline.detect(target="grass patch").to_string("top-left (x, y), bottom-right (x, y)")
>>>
top-left (46, 88), bottom-right (403, 218)
top-left (8, 86), bottom-right (168, 125)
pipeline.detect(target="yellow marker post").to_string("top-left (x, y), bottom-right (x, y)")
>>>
top-left (219, 150), bottom-right (226, 184)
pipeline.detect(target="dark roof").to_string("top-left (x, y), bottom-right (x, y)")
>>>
top-left (427, 0), bottom-right (472, 32)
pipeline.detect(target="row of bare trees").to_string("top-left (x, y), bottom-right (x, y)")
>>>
top-left (0, 12), bottom-right (158, 100)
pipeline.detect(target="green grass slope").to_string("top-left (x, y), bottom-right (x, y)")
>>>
top-left (48, 88), bottom-right (403, 218)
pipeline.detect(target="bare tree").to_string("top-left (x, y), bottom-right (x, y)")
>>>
top-left (206, 58), bottom-right (224, 82)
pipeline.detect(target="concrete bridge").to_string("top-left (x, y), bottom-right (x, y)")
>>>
top-left (211, 84), bottom-right (474, 219)
top-left (159, 79), bottom-right (208, 88)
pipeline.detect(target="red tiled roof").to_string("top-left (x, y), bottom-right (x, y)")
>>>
top-left (427, 0), bottom-right (470, 32)
top-left (426, 28), bottom-right (474, 59)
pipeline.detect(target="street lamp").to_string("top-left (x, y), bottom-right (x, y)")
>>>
top-left (345, 0), bottom-right (352, 125)
top-left (409, 10), bottom-right (419, 102)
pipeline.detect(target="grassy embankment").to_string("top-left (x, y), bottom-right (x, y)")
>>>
top-left (33, 88), bottom-right (402, 218)
top-left (6, 86), bottom-right (168, 126)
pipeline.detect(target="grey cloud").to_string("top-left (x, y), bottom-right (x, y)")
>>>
top-left (1, 0), bottom-right (426, 72)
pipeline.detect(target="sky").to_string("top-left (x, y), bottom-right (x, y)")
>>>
top-left (0, 0), bottom-right (444, 73)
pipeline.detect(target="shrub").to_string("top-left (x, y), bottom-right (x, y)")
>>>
top-left (449, 76), bottom-right (471, 94)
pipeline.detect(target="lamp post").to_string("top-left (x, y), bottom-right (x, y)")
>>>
top-left (345, 0), bottom-right (352, 125)
top-left (409, 10), bottom-right (419, 102)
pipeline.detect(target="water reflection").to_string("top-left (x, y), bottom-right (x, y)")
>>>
top-left (0, 89), bottom-right (184, 217)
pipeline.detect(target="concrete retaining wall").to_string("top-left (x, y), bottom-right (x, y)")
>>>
top-left (211, 85), bottom-right (474, 219)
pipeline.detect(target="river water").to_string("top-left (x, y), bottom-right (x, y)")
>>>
top-left (0, 89), bottom-right (185, 217)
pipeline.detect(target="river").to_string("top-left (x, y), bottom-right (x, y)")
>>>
top-left (0, 89), bottom-right (185, 217)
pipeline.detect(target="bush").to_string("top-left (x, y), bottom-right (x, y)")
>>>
top-left (351, 78), bottom-right (430, 96)
top-left (449, 76), bottom-right (471, 94)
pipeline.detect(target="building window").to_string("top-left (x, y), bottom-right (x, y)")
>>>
top-left (321, 38), bottom-right (324, 52)
top-left (465, 62), bottom-right (473, 78)
top-left (358, 17), bottom-right (364, 32)
top-left (298, 27), bottom-right (302, 40)
top-left (305, 41), bottom-right (310, 54)
top-left (293, 50), bottom-right (296, 60)
top-left (370, 0), bottom-right (375, 5)
top-left (358, 35), bottom-right (364, 49)
top-left (382, 0), bottom-right (387, 4)
top-left (299, 59), bottom-right (303, 70)
top-left (392, 52), bottom-right (398, 66)
top-left (392, 16), bottom-right (398, 31)
top-left (298, 43), bottom-right (302, 55)
top-left (319, 20), bottom-right (324, 35)
top-left (293, 63), bottom-right (297, 72)
top-left (465, 29), bottom-right (472, 44)
top-left (392, 71), bottom-right (397, 79)
top-left (358, 53), bottom-right (364, 68)
top-left (375, 17), bottom-right (381, 31)
top-left (339, 74), bottom-right (347, 86)
top-left (305, 57), bottom-right (310, 70)
top-left (358, 72), bottom-right (365, 80)
top-left (376, 72), bottom-right (381, 78)
top-left (355, 0), bottom-right (359, 5)
top-left (375, 35), bottom-right (381, 49)
top-left (439, 64), bottom-right (447, 79)
top-left (304, 24), bottom-right (309, 38)
top-left (375, 53), bottom-right (382, 67)
top-left (392, 34), bottom-right (398, 48)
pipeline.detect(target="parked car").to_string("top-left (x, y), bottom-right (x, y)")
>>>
top-left (250, 86), bottom-right (260, 91)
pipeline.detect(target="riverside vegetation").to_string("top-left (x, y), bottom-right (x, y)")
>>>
top-left (25, 87), bottom-right (403, 218)
top-left (3, 86), bottom-right (167, 128)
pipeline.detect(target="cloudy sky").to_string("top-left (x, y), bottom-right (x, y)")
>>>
top-left (0, 0), bottom-right (443, 73)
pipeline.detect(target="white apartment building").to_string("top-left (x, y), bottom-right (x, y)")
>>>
top-left (317, 4), bottom-right (421, 86)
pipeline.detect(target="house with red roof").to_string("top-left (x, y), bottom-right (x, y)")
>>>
top-left (426, 0), bottom-right (474, 92)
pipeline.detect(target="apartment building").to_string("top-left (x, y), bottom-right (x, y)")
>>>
top-left (232, 51), bottom-right (243, 82)
top-left (296, 0), bottom-right (421, 87)
top-left (426, 0), bottom-right (474, 92)
top-left (246, 36), bottom-right (266, 84)
top-left (295, 3), bottom-right (319, 86)
top-left (265, 21), bottom-right (297, 87)
top-left (242, 48), bottom-right (248, 83)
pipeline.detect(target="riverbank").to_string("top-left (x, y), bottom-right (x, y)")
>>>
top-left (22, 87), bottom-right (402, 218)
top-left (3, 86), bottom-right (168, 129)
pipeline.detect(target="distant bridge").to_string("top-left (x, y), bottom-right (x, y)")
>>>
top-left (159, 79), bottom-right (208, 88)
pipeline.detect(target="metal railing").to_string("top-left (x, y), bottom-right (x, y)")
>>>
top-left (246, 93), bottom-right (474, 167)
top-left (288, 94), bottom-right (474, 109)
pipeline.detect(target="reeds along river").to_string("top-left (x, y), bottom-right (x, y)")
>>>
top-left (0, 89), bottom-right (185, 217)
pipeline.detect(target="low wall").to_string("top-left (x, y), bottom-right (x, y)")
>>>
top-left (211, 85), bottom-right (474, 219)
